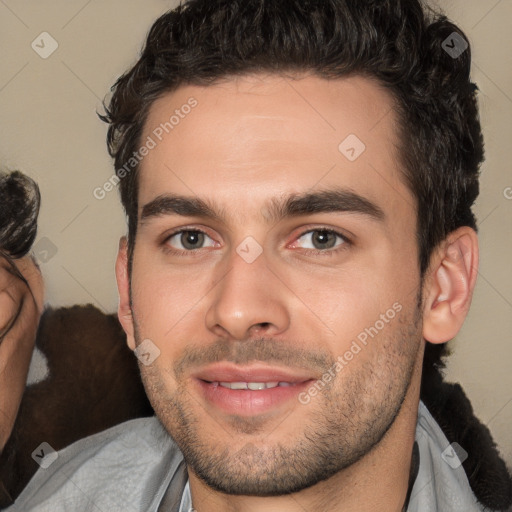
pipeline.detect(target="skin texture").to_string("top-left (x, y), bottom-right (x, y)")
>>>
top-left (0, 255), bottom-right (44, 450)
top-left (116, 73), bottom-right (479, 512)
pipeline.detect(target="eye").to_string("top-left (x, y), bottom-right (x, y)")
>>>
top-left (165, 229), bottom-right (217, 252)
top-left (162, 227), bottom-right (350, 257)
top-left (294, 229), bottom-right (349, 252)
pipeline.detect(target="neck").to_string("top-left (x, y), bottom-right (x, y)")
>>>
top-left (188, 349), bottom-right (424, 512)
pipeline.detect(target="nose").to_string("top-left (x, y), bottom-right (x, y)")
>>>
top-left (204, 247), bottom-right (291, 341)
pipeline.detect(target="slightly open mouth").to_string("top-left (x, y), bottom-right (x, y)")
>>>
top-left (202, 381), bottom-right (301, 390)
top-left (196, 377), bottom-right (315, 416)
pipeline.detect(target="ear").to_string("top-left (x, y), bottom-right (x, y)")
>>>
top-left (422, 227), bottom-right (479, 344)
top-left (423, 226), bottom-right (478, 343)
top-left (115, 237), bottom-right (136, 351)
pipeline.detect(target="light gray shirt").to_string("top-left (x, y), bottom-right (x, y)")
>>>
top-left (8, 401), bottom-right (485, 511)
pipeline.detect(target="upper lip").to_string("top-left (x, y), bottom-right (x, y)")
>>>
top-left (192, 363), bottom-right (316, 383)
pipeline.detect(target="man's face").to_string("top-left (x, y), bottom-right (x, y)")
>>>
top-left (122, 74), bottom-right (424, 494)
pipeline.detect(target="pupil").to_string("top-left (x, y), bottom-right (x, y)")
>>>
top-left (313, 230), bottom-right (335, 249)
top-left (182, 231), bottom-right (204, 250)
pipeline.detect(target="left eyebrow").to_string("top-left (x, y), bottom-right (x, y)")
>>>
top-left (140, 187), bottom-right (385, 225)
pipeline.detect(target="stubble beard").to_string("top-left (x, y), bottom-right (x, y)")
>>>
top-left (134, 300), bottom-right (422, 496)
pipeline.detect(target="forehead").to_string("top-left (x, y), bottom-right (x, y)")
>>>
top-left (138, 73), bottom-right (414, 225)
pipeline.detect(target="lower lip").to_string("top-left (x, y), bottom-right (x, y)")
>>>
top-left (196, 380), bottom-right (313, 416)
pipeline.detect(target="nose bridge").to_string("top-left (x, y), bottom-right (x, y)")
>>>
top-left (205, 243), bottom-right (290, 340)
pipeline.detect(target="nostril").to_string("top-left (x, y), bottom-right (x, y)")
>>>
top-left (247, 322), bottom-right (272, 337)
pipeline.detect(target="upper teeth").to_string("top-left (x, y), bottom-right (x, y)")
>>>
top-left (219, 382), bottom-right (292, 390)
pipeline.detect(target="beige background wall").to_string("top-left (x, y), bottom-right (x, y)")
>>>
top-left (1, 1), bottom-right (511, 463)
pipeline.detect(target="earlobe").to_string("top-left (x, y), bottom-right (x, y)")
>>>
top-left (115, 237), bottom-right (136, 351)
top-left (422, 227), bottom-right (479, 344)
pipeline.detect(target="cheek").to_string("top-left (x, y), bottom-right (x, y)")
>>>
top-left (130, 256), bottom-right (213, 339)
top-left (295, 252), bottom-right (417, 348)
top-left (300, 275), bottom-right (389, 352)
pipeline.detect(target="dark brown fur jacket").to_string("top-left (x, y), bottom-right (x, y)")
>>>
top-left (0, 304), bottom-right (510, 510)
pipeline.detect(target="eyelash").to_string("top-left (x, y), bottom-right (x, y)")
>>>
top-left (161, 227), bottom-right (352, 258)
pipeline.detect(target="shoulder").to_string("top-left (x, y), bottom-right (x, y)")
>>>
top-left (8, 417), bottom-right (184, 512)
top-left (409, 401), bottom-right (486, 512)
